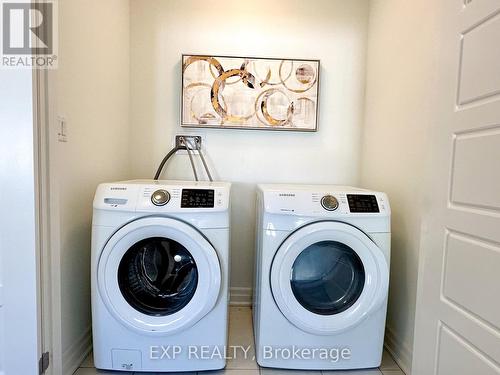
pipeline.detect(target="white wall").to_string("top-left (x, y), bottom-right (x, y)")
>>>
top-left (49, 1), bottom-right (131, 373)
top-left (361, 1), bottom-right (438, 373)
top-left (129, 0), bottom-right (370, 293)
top-left (0, 69), bottom-right (40, 375)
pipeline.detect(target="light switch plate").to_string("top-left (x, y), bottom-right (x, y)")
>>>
top-left (57, 116), bottom-right (67, 142)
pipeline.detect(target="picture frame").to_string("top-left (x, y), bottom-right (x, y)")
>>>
top-left (181, 54), bottom-right (320, 132)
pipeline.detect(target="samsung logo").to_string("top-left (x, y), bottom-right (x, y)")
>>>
top-left (110, 187), bottom-right (127, 191)
top-left (279, 193), bottom-right (295, 197)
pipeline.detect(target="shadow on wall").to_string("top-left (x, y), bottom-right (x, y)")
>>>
top-left (228, 182), bottom-right (258, 290)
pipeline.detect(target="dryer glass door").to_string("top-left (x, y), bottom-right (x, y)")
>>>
top-left (270, 221), bottom-right (389, 335)
top-left (97, 217), bottom-right (221, 335)
top-left (290, 240), bottom-right (365, 316)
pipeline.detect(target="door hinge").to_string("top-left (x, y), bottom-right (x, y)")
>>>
top-left (39, 352), bottom-right (49, 374)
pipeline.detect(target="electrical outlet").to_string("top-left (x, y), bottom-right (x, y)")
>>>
top-left (175, 135), bottom-right (202, 149)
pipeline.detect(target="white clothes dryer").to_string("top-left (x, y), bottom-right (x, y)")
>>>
top-left (253, 184), bottom-right (390, 370)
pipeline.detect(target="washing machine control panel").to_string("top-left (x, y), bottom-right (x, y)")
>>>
top-left (94, 181), bottom-right (230, 212)
top-left (140, 186), bottom-right (227, 211)
top-left (181, 189), bottom-right (215, 208)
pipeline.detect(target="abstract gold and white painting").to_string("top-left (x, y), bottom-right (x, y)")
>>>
top-left (181, 55), bottom-right (320, 131)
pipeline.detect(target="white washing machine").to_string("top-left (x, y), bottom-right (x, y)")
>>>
top-left (91, 180), bottom-right (230, 372)
top-left (253, 184), bottom-right (390, 370)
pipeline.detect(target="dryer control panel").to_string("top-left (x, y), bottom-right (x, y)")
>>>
top-left (347, 194), bottom-right (379, 213)
top-left (260, 185), bottom-right (389, 217)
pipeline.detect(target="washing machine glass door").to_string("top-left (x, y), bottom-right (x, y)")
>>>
top-left (97, 217), bottom-right (221, 335)
top-left (270, 221), bottom-right (388, 335)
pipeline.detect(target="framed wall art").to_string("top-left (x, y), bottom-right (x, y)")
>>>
top-left (181, 54), bottom-right (320, 131)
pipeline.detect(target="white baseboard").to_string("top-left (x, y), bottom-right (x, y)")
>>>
top-left (230, 287), bottom-right (252, 306)
top-left (384, 325), bottom-right (412, 375)
top-left (62, 325), bottom-right (92, 375)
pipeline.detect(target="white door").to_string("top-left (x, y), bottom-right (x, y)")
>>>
top-left (98, 217), bottom-right (221, 335)
top-left (412, 0), bottom-right (500, 374)
top-left (0, 70), bottom-right (41, 374)
top-left (270, 221), bottom-right (389, 335)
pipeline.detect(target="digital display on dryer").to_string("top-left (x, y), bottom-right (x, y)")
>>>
top-left (181, 189), bottom-right (215, 208)
top-left (347, 194), bottom-right (379, 213)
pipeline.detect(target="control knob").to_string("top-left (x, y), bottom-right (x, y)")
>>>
top-left (151, 189), bottom-right (170, 206)
top-left (321, 195), bottom-right (339, 211)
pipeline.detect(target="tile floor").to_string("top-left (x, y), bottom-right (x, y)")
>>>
top-left (75, 307), bottom-right (405, 375)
